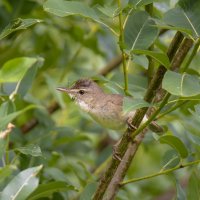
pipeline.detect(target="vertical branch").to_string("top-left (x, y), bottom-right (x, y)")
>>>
top-left (102, 37), bottom-right (193, 200)
top-left (117, 0), bottom-right (128, 94)
top-left (181, 37), bottom-right (200, 72)
top-left (92, 32), bottom-right (185, 200)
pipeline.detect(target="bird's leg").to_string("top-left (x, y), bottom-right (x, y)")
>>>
top-left (126, 117), bottom-right (137, 133)
top-left (112, 117), bottom-right (138, 161)
top-left (112, 138), bottom-right (122, 161)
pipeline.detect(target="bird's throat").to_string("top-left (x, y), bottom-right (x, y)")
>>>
top-left (76, 100), bottom-right (90, 112)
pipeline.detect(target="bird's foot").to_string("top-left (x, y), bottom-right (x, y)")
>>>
top-left (126, 118), bottom-right (137, 132)
top-left (112, 139), bottom-right (122, 161)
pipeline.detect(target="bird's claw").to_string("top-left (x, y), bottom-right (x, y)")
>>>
top-left (112, 143), bottom-right (122, 161)
top-left (127, 118), bottom-right (137, 131)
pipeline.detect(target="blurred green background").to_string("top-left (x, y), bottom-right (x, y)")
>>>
top-left (0, 0), bottom-right (200, 199)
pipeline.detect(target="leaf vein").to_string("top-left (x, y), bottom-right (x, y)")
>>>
top-left (183, 11), bottom-right (198, 38)
top-left (131, 20), bottom-right (148, 50)
top-left (180, 73), bottom-right (186, 96)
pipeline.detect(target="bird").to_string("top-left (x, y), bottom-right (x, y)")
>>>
top-left (57, 79), bottom-right (163, 133)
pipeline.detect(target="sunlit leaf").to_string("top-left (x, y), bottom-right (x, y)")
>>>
top-left (17, 57), bottom-right (44, 97)
top-left (0, 165), bottom-right (43, 200)
top-left (162, 71), bottom-right (200, 97)
top-left (28, 181), bottom-right (78, 200)
top-left (43, 0), bottom-right (115, 34)
top-left (0, 57), bottom-right (40, 83)
top-left (14, 144), bottom-right (42, 157)
top-left (0, 18), bottom-right (42, 40)
top-left (159, 135), bottom-right (188, 158)
top-left (132, 49), bottom-right (170, 68)
top-left (124, 11), bottom-right (158, 50)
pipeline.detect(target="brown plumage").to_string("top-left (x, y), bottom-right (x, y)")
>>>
top-left (57, 79), bottom-right (163, 133)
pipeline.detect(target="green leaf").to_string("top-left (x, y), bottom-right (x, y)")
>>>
top-left (44, 74), bottom-right (65, 108)
top-left (132, 55), bottom-right (149, 69)
top-left (43, 0), bottom-right (98, 18)
top-left (17, 57), bottom-right (44, 97)
top-left (159, 135), bottom-right (188, 158)
top-left (0, 166), bottom-right (13, 184)
top-left (0, 165), bottom-right (43, 200)
top-left (187, 171), bottom-right (200, 200)
top-left (154, 21), bottom-right (193, 36)
top-left (132, 49), bottom-right (170, 68)
top-left (163, 0), bottom-right (200, 38)
top-left (124, 11), bottom-right (158, 50)
top-left (123, 97), bottom-right (150, 113)
top-left (0, 18), bottom-right (42, 40)
top-left (0, 105), bottom-right (37, 130)
top-left (161, 150), bottom-right (180, 170)
top-left (129, 0), bottom-right (154, 8)
top-left (28, 181), bottom-right (78, 200)
top-left (162, 71), bottom-right (200, 97)
top-left (44, 168), bottom-right (71, 183)
top-left (0, 101), bottom-right (15, 118)
top-left (0, 57), bottom-right (40, 83)
top-left (0, 139), bottom-right (7, 159)
top-left (95, 4), bottom-right (117, 18)
top-left (43, 0), bottom-right (114, 33)
top-left (79, 182), bottom-right (97, 200)
top-left (14, 144), bottom-right (42, 157)
top-left (194, 104), bottom-right (200, 115)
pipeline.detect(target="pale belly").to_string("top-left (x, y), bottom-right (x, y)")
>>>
top-left (89, 111), bottom-right (126, 130)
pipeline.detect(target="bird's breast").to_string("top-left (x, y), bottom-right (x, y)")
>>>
top-left (88, 104), bottom-right (126, 130)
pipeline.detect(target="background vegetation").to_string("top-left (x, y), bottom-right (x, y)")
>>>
top-left (0, 0), bottom-right (200, 199)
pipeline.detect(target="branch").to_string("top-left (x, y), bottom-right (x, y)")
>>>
top-left (20, 55), bottom-right (122, 134)
top-left (103, 36), bottom-right (193, 199)
top-left (120, 159), bottom-right (200, 185)
top-left (104, 37), bottom-right (193, 200)
top-left (92, 32), bottom-right (194, 199)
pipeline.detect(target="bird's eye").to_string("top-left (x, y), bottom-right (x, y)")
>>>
top-left (79, 90), bottom-right (85, 95)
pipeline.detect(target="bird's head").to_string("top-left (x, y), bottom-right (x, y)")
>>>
top-left (57, 79), bottom-right (103, 111)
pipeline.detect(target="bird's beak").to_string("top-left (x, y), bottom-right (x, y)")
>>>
top-left (56, 87), bottom-right (70, 93)
top-left (56, 87), bottom-right (79, 93)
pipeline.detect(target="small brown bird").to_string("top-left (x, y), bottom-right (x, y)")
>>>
top-left (57, 79), bottom-right (163, 133)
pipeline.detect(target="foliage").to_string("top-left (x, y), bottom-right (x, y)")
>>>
top-left (0, 0), bottom-right (200, 199)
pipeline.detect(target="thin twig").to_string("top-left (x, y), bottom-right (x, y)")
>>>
top-left (118, 0), bottom-right (129, 94)
top-left (121, 159), bottom-right (200, 186)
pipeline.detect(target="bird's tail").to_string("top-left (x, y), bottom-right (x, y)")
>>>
top-left (148, 121), bottom-right (165, 135)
